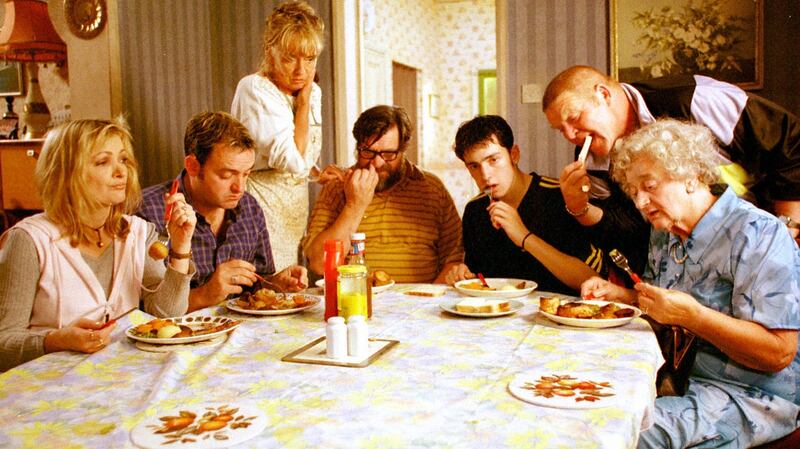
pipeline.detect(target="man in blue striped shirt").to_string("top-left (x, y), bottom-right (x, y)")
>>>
top-left (139, 111), bottom-right (307, 311)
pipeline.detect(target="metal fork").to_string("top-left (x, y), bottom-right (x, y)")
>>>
top-left (252, 274), bottom-right (288, 301)
top-left (609, 249), bottom-right (642, 284)
top-left (158, 179), bottom-right (181, 248)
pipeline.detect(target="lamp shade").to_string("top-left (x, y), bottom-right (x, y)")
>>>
top-left (0, 0), bottom-right (66, 62)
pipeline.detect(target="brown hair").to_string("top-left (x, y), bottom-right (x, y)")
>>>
top-left (352, 105), bottom-right (413, 150)
top-left (453, 115), bottom-right (514, 161)
top-left (36, 118), bottom-right (140, 247)
top-left (259, 1), bottom-right (324, 76)
top-left (183, 111), bottom-right (255, 166)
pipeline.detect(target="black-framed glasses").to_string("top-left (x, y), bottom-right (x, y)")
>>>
top-left (358, 148), bottom-right (402, 161)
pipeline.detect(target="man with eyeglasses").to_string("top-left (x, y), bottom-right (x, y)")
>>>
top-left (303, 105), bottom-right (465, 283)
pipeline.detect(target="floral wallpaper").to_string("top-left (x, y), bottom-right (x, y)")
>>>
top-left (363, 0), bottom-right (496, 215)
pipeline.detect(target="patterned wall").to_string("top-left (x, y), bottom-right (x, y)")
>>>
top-left (364, 0), bottom-right (496, 215)
top-left (501, 0), bottom-right (608, 180)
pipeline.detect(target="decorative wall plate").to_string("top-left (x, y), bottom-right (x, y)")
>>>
top-left (64, 0), bottom-right (107, 40)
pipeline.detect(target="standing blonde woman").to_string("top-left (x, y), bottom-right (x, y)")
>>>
top-left (0, 119), bottom-right (196, 371)
top-left (232, 1), bottom-right (339, 269)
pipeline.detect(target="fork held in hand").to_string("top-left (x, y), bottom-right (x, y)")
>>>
top-left (160, 179), bottom-right (181, 244)
top-left (609, 249), bottom-right (642, 284)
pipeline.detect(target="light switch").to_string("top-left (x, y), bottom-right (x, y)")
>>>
top-left (521, 83), bottom-right (542, 104)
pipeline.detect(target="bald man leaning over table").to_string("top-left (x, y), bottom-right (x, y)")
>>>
top-left (138, 112), bottom-right (307, 312)
top-left (542, 65), bottom-right (800, 274)
top-left (303, 105), bottom-right (465, 283)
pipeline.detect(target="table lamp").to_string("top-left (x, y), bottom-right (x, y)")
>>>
top-left (0, 0), bottom-right (66, 139)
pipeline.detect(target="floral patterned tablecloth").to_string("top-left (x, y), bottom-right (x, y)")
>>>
top-left (0, 286), bottom-right (663, 449)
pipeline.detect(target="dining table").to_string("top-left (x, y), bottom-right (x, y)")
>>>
top-left (0, 284), bottom-right (664, 449)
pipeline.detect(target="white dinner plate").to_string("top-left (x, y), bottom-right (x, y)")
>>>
top-left (454, 278), bottom-right (537, 298)
top-left (225, 295), bottom-right (320, 316)
top-left (439, 298), bottom-right (525, 318)
top-left (126, 316), bottom-right (240, 345)
top-left (508, 372), bottom-right (618, 409)
top-left (538, 300), bottom-right (642, 329)
top-left (130, 402), bottom-right (267, 448)
top-left (315, 278), bottom-right (395, 294)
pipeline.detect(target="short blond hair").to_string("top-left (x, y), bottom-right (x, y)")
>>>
top-left (259, 1), bottom-right (324, 76)
top-left (542, 65), bottom-right (613, 121)
top-left (611, 118), bottom-right (720, 195)
top-left (36, 118), bottom-right (140, 247)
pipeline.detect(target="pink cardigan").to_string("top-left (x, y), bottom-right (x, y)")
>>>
top-left (13, 214), bottom-right (147, 332)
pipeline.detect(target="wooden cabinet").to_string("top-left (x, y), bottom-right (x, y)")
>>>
top-left (0, 139), bottom-right (43, 211)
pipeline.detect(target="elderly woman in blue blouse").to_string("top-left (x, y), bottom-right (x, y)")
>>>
top-left (582, 118), bottom-right (800, 448)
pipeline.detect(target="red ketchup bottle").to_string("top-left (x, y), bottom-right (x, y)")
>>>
top-left (323, 239), bottom-right (343, 321)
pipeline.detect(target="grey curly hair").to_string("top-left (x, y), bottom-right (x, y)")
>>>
top-left (611, 118), bottom-right (721, 195)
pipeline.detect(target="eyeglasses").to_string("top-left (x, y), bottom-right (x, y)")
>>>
top-left (358, 148), bottom-right (403, 161)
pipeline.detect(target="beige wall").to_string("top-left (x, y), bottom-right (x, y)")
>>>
top-left (46, 0), bottom-right (115, 120)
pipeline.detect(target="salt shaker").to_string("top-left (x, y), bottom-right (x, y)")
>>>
top-left (347, 315), bottom-right (369, 358)
top-left (326, 317), bottom-right (347, 359)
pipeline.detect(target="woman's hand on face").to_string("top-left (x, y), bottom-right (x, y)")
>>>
top-left (634, 283), bottom-right (701, 326)
top-left (45, 317), bottom-right (115, 354)
top-left (487, 201), bottom-right (526, 239)
top-left (559, 161), bottom-right (591, 213)
top-left (295, 69), bottom-right (316, 104)
top-left (165, 193), bottom-right (197, 251)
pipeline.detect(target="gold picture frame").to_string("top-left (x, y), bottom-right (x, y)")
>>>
top-left (610, 0), bottom-right (763, 90)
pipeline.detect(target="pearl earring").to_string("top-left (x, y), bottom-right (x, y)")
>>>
top-left (686, 182), bottom-right (695, 194)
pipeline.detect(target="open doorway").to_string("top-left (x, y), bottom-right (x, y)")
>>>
top-left (392, 62), bottom-right (419, 164)
top-left (333, 0), bottom-right (497, 214)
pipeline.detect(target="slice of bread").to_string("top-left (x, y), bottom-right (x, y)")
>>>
top-left (455, 298), bottom-right (510, 313)
top-left (406, 285), bottom-right (447, 297)
top-left (539, 297), bottom-right (561, 314)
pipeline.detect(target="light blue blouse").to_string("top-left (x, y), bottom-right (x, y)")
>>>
top-left (645, 187), bottom-right (800, 403)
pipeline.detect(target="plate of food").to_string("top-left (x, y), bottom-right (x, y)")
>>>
top-left (537, 297), bottom-right (641, 328)
top-left (508, 372), bottom-right (617, 409)
top-left (454, 278), bottom-right (537, 298)
top-left (126, 316), bottom-right (240, 345)
top-left (439, 297), bottom-right (524, 318)
top-left (225, 288), bottom-right (320, 316)
top-left (315, 269), bottom-right (395, 294)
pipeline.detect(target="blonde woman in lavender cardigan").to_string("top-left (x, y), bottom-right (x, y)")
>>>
top-left (0, 119), bottom-right (196, 371)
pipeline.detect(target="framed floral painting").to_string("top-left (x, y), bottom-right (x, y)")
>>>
top-left (609, 0), bottom-right (763, 90)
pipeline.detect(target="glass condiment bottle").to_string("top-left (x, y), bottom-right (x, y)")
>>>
top-left (345, 233), bottom-right (372, 318)
top-left (337, 264), bottom-right (368, 320)
top-left (323, 239), bottom-right (344, 321)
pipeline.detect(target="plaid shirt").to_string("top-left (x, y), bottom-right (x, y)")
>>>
top-left (137, 173), bottom-right (275, 288)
